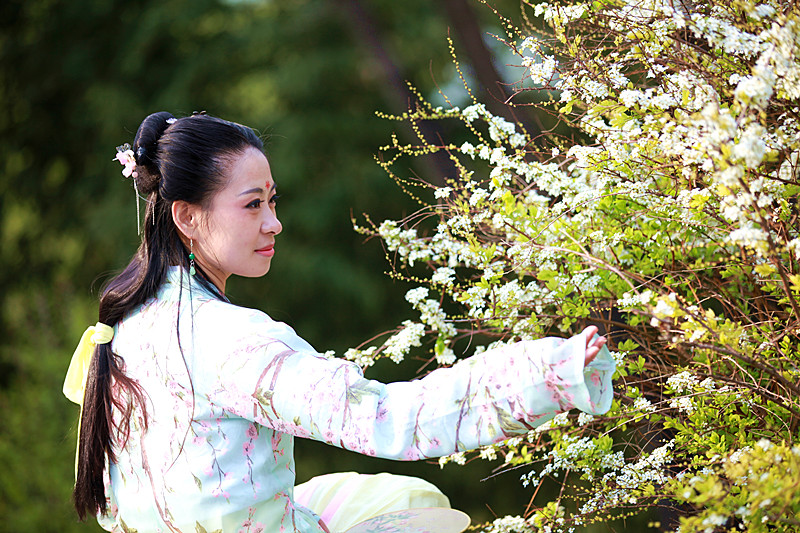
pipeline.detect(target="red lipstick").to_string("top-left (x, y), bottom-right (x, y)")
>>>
top-left (255, 245), bottom-right (275, 257)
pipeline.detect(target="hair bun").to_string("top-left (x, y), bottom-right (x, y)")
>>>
top-left (132, 112), bottom-right (175, 195)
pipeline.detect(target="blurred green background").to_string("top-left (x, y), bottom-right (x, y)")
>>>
top-left (0, 0), bottom-right (555, 530)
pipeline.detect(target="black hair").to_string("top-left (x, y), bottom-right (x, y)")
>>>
top-left (73, 111), bottom-right (263, 520)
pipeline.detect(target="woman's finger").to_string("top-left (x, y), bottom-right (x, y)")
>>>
top-left (585, 345), bottom-right (599, 365)
top-left (583, 326), bottom-right (599, 347)
top-left (582, 326), bottom-right (606, 366)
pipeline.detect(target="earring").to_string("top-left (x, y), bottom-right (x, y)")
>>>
top-left (189, 239), bottom-right (196, 276)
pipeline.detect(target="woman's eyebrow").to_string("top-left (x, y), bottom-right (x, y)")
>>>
top-left (238, 184), bottom-right (275, 196)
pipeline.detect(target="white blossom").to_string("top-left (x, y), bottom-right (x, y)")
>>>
top-left (462, 103), bottom-right (486, 122)
top-left (633, 397), bottom-right (656, 413)
top-left (405, 287), bottom-right (429, 305)
top-left (382, 321), bottom-right (426, 363)
top-left (667, 371), bottom-right (699, 393)
top-left (434, 186), bottom-right (452, 199)
top-left (431, 267), bottom-right (456, 286)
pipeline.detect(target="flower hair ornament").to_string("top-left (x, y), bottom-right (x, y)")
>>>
top-left (115, 143), bottom-right (144, 234)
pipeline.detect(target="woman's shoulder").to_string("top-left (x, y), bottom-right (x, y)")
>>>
top-left (149, 268), bottom-right (319, 353)
top-left (193, 296), bottom-right (271, 329)
top-left (194, 297), bottom-right (317, 354)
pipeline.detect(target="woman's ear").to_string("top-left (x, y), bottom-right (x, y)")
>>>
top-left (171, 200), bottom-right (201, 240)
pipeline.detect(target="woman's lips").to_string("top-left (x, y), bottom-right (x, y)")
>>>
top-left (255, 245), bottom-right (275, 257)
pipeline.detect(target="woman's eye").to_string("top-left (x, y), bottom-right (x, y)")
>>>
top-left (269, 194), bottom-right (280, 205)
top-left (246, 199), bottom-right (262, 208)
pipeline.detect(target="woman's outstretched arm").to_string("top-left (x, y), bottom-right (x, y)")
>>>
top-left (208, 310), bottom-right (615, 461)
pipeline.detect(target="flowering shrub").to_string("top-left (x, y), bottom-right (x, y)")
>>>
top-left (347, 0), bottom-right (800, 531)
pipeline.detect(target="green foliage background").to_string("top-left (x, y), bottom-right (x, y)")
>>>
top-left (0, 0), bottom-right (542, 530)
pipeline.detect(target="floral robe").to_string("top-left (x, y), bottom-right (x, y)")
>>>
top-left (95, 268), bottom-right (615, 532)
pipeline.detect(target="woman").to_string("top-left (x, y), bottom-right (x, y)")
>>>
top-left (63, 112), bottom-right (615, 532)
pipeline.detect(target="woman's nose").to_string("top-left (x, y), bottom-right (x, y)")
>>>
top-left (262, 209), bottom-right (282, 235)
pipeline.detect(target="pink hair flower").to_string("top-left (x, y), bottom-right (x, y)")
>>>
top-left (114, 144), bottom-right (137, 178)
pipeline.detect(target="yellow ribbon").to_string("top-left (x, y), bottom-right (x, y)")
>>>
top-left (63, 322), bottom-right (114, 479)
top-left (63, 322), bottom-right (114, 405)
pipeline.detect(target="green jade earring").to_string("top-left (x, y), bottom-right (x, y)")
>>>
top-left (189, 239), bottom-right (196, 276)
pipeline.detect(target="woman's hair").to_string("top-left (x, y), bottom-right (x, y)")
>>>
top-left (74, 112), bottom-right (263, 520)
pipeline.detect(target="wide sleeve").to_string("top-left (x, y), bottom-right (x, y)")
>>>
top-left (204, 311), bottom-right (615, 461)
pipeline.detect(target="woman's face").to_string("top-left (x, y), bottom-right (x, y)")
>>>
top-left (193, 147), bottom-right (282, 292)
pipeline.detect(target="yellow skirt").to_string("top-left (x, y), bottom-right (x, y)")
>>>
top-left (294, 472), bottom-right (451, 532)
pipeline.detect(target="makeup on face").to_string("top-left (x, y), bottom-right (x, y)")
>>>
top-left (192, 148), bottom-right (282, 292)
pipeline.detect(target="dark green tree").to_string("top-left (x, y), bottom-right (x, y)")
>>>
top-left (0, 0), bottom-right (535, 530)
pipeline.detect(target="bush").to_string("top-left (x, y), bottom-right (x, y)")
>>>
top-left (347, 0), bottom-right (800, 531)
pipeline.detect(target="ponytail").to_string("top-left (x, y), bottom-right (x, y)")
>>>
top-left (73, 256), bottom-right (156, 519)
top-left (74, 339), bottom-right (144, 518)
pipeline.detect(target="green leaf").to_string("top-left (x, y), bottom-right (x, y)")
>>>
top-left (617, 339), bottom-right (640, 351)
top-left (435, 335), bottom-right (446, 357)
top-left (754, 263), bottom-right (776, 276)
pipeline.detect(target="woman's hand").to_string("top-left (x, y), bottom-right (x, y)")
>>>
top-left (583, 326), bottom-right (606, 367)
